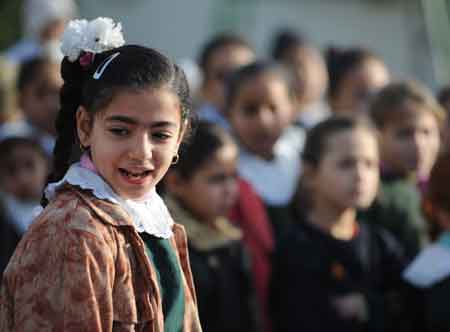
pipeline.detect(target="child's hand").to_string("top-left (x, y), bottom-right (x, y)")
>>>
top-left (332, 293), bottom-right (369, 322)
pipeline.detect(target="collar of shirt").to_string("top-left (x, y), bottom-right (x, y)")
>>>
top-left (44, 162), bottom-right (174, 238)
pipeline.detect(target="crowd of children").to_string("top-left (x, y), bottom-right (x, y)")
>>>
top-left (1, 2), bottom-right (450, 331)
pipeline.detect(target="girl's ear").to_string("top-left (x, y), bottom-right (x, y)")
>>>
top-left (76, 106), bottom-right (93, 148)
top-left (176, 119), bottom-right (188, 146)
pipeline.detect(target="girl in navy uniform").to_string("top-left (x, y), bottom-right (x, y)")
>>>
top-left (270, 116), bottom-right (406, 332)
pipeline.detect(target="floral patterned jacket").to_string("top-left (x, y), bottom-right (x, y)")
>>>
top-left (0, 185), bottom-right (202, 332)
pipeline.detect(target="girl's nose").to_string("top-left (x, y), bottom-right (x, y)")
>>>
top-left (256, 107), bottom-right (274, 129)
top-left (129, 133), bottom-right (153, 160)
top-left (354, 162), bottom-right (366, 182)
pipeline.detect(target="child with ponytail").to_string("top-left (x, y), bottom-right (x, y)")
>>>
top-left (164, 121), bottom-right (262, 332)
top-left (270, 116), bottom-right (406, 332)
top-left (0, 17), bottom-right (202, 331)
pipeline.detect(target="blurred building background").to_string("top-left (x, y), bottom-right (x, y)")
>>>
top-left (1, 0), bottom-right (449, 89)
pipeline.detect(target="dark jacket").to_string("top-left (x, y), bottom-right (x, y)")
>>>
top-left (270, 213), bottom-right (407, 332)
top-left (166, 194), bottom-right (261, 332)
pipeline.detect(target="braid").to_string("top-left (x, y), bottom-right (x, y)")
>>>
top-left (42, 58), bottom-right (84, 206)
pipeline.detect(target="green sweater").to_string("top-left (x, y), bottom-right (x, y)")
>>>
top-left (359, 174), bottom-right (428, 260)
top-left (140, 233), bottom-right (185, 332)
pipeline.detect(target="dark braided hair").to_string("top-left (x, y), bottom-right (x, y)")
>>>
top-left (43, 45), bottom-right (193, 206)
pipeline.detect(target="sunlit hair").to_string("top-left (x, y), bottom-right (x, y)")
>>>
top-left (370, 80), bottom-right (446, 128)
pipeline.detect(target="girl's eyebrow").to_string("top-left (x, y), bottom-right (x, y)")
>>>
top-left (105, 115), bottom-right (177, 128)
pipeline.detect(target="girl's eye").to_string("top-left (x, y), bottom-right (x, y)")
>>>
top-left (338, 159), bottom-right (355, 169)
top-left (395, 128), bottom-right (413, 139)
top-left (242, 104), bottom-right (258, 115)
top-left (152, 132), bottom-right (172, 141)
top-left (269, 104), bottom-right (278, 112)
top-left (109, 128), bottom-right (130, 136)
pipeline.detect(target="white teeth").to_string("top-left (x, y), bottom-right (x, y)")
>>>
top-left (121, 169), bottom-right (149, 179)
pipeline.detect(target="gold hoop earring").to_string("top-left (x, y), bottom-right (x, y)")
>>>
top-left (80, 143), bottom-right (89, 152)
top-left (171, 154), bottom-right (179, 165)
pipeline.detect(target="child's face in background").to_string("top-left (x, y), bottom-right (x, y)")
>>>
top-left (202, 45), bottom-right (255, 110)
top-left (77, 87), bottom-right (185, 201)
top-left (284, 45), bottom-right (328, 106)
top-left (173, 142), bottom-right (239, 223)
top-left (1, 146), bottom-right (48, 201)
top-left (332, 59), bottom-right (389, 115)
top-left (310, 128), bottom-right (379, 211)
top-left (39, 18), bottom-right (66, 42)
top-left (379, 105), bottom-right (440, 179)
top-left (20, 62), bottom-right (62, 136)
top-left (229, 73), bottom-right (294, 160)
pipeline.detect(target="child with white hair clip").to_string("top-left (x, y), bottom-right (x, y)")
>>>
top-left (0, 17), bottom-right (202, 331)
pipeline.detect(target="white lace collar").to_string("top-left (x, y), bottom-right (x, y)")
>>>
top-left (44, 163), bottom-right (174, 238)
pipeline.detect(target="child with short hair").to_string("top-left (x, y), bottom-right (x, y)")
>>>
top-left (226, 60), bottom-right (305, 240)
top-left (164, 121), bottom-right (262, 332)
top-left (326, 46), bottom-right (390, 115)
top-left (0, 54), bottom-right (63, 155)
top-left (364, 80), bottom-right (446, 259)
top-left (271, 29), bottom-right (330, 129)
top-left (197, 33), bottom-right (255, 129)
top-left (0, 137), bottom-right (48, 276)
top-left (270, 115), bottom-right (406, 332)
top-left (0, 17), bottom-right (202, 331)
top-left (403, 153), bottom-right (450, 331)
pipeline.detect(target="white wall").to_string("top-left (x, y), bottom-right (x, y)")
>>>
top-left (78, 0), bottom-right (436, 88)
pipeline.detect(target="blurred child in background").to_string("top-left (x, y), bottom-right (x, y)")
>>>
top-left (3, 0), bottom-right (77, 64)
top-left (0, 137), bottom-right (48, 276)
top-left (0, 54), bottom-right (63, 155)
top-left (226, 61), bottom-right (305, 240)
top-left (0, 58), bottom-right (20, 125)
top-left (197, 33), bottom-right (255, 129)
top-left (270, 115), bottom-right (406, 332)
top-left (271, 29), bottom-right (330, 129)
top-left (326, 46), bottom-right (390, 115)
top-left (403, 153), bottom-right (450, 331)
top-left (363, 80), bottom-right (446, 259)
top-left (164, 121), bottom-right (262, 332)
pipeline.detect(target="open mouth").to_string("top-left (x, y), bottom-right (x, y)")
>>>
top-left (119, 168), bottom-right (152, 180)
